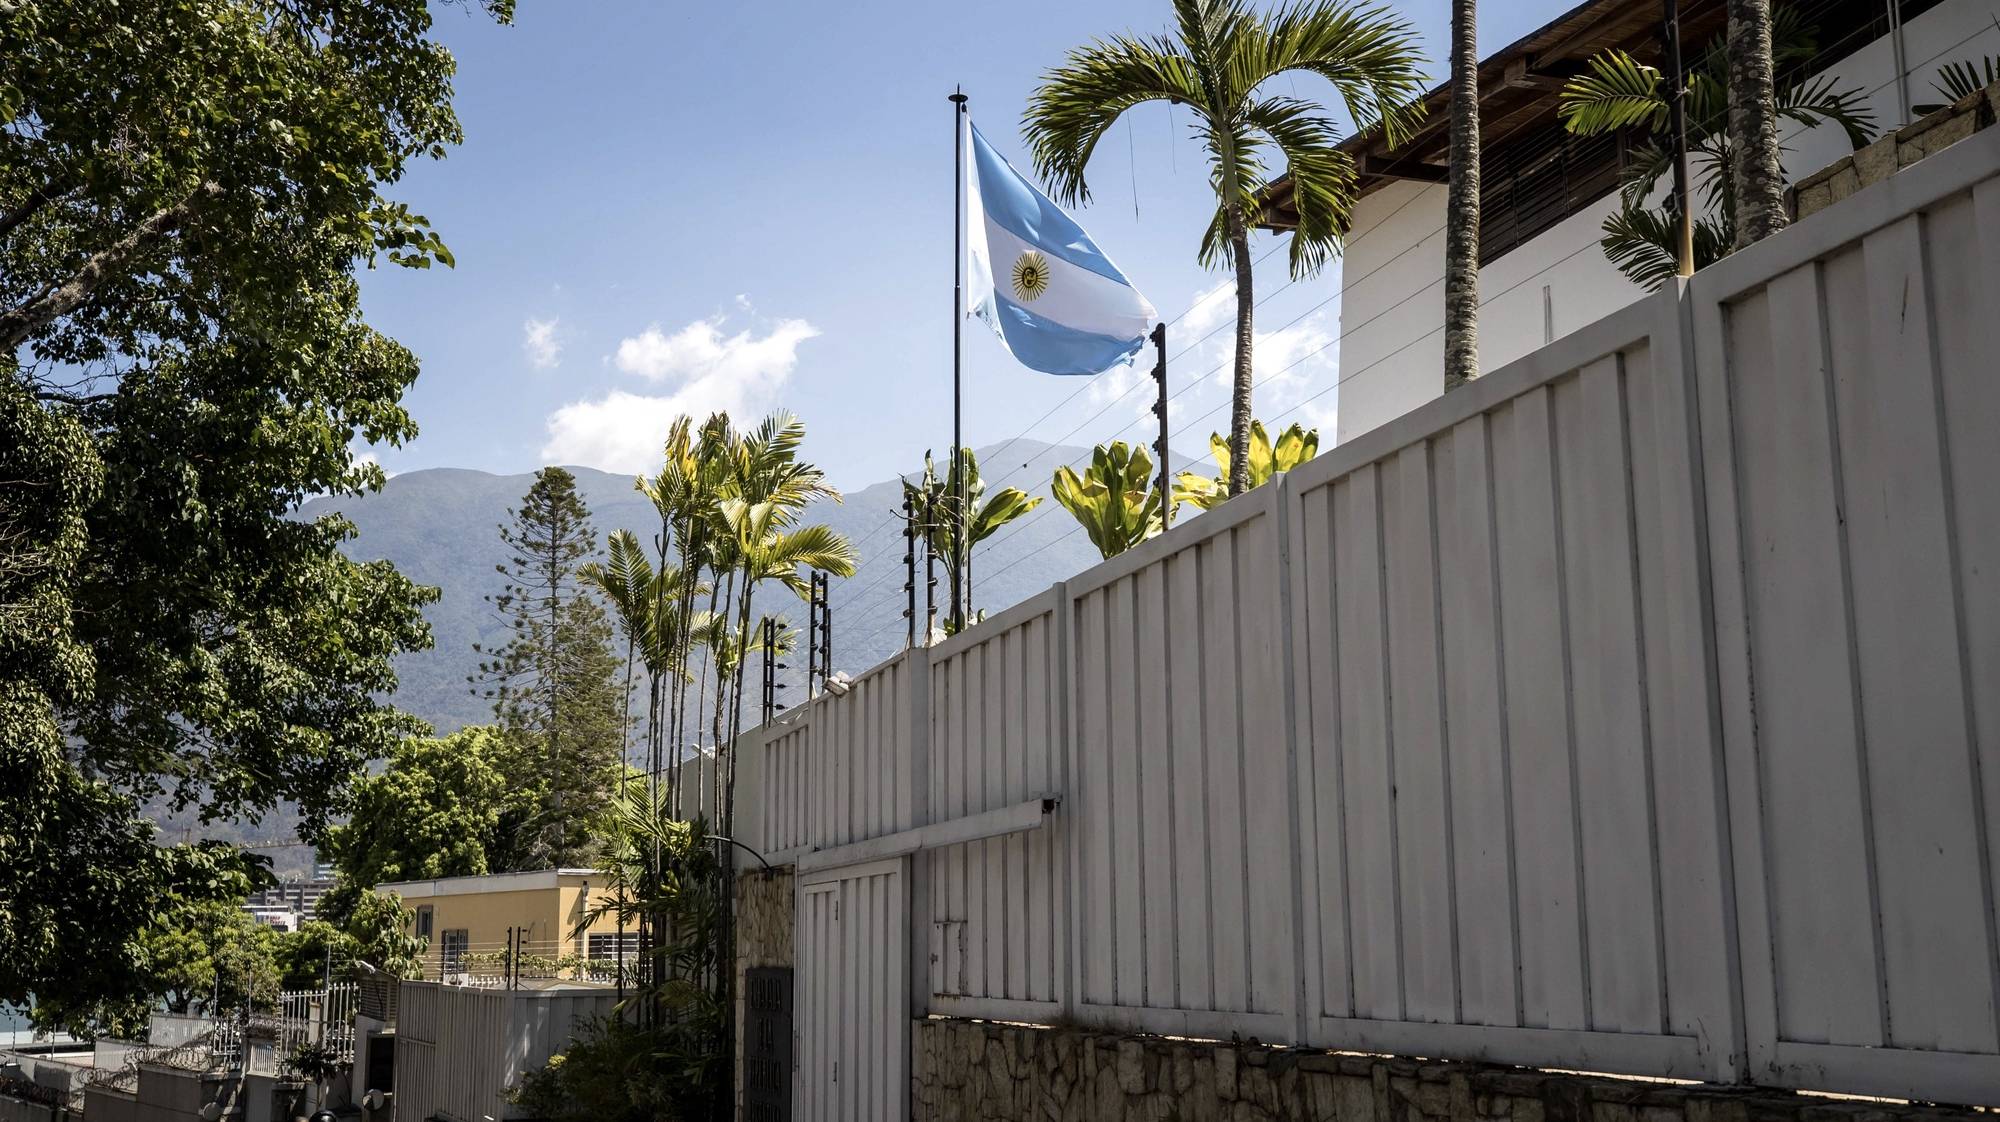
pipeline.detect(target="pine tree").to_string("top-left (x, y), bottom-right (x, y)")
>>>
top-left (474, 468), bottom-right (626, 869)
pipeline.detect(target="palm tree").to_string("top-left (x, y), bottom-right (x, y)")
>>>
top-left (1025, 0), bottom-right (1425, 497)
top-left (1728, 0), bottom-right (1787, 247)
top-left (1558, 6), bottom-right (1872, 286)
top-left (1443, 0), bottom-right (1480, 390)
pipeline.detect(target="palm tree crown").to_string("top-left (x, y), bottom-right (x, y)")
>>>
top-left (1024, 0), bottom-right (1424, 496)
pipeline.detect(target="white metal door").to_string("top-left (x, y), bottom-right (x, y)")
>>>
top-left (795, 858), bottom-right (909, 1122)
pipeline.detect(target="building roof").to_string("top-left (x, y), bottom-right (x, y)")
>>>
top-left (1259, 0), bottom-right (1732, 227)
top-left (377, 867), bottom-right (601, 898)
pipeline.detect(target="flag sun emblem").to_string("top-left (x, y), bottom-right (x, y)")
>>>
top-left (1010, 250), bottom-right (1051, 301)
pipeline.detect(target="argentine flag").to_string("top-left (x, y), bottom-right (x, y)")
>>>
top-left (966, 121), bottom-right (1156, 375)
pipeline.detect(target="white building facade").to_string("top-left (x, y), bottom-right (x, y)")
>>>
top-left (1328, 0), bottom-right (2000, 443)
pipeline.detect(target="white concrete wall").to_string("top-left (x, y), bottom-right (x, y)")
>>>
top-left (1334, 0), bottom-right (2000, 445)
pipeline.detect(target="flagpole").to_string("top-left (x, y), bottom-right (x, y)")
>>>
top-left (950, 87), bottom-right (969, 632)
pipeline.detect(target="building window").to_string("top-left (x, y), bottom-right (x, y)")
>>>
top-left (414, 905), bottom-right (433, 941)
top-left (1478, 121), bottom-right (1622, 266)
top-left (440, 929), bottom-right (468, 973)
top-left (587, 933), bottom-right (639, 961)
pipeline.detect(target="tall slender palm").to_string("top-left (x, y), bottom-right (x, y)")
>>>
top-left (1559, 6), bottom-right (1871, 286)
top-left (1025, 0), bottom-right (1425, 496)
top-left (1443, 0), bottom-right (1480, 390)
top-left (1728, 0), bottom-right (1787, 247)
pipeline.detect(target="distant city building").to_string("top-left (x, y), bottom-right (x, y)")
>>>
top-left (243, 905), bottom-right (302, 933)
top-left (245, 876), bottom-right (335, 926)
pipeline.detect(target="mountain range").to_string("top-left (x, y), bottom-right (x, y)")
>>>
top-left (295, 439), bottom-right (1197, 735)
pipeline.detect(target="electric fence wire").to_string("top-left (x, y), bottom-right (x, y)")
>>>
top-left (979, 230), bottom-right (1613, 581)
top-left (972, 187), bottom-right (1449, 562)
top-left (976, 181), bottom-right (1441, 496)
top-left (849, 15), bottom-right (2000, 652)
top-left (970, 240), bottom-right (1290, 490)
top-left (828, 506), bottom-right (910, 596)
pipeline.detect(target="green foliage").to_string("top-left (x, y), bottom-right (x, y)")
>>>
top-left (1597, 206), bottom-right (1735, 291)
top-left (1052, 442), bottom-right (1166, 560)
top-left (1558, 6), bottom-right (1876, 288)
top-left (902, 448), bottom-right (1042, 567)
top-left (901, 447), bottom-right (1041, 622)
top-left (151, 900), bottom-right (285, 1016)
top-left (1172, 420), bottom-right (1318, 511)
top-left (4, 0), bottom-right (505, 1025)
top-left (286, 1040), bottom-right (350, 1091)
top-left (511, 796), bottom-right (730, 1121)
top-left (475, 468), bottom-right (629, 869)
top-left (323, 726), bottom-right (523, 895)
top-left (338, 889), bottom-right (427, 980)
top-left (24, 848), bottom-right (280, 1038)
top-left (1914, 56), bottom-right (2000, 114)
top-left (1023, 0), bottom-right (1427, 278)
top-left (1025, 0), bottom-right (1424, 497)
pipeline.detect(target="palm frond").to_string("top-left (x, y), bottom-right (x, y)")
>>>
top-left (1559, 50), bottom-right (1667, 135)
top-left (1248, 0), bottom-right (1428, 146)
top-left (1023, 33), bottom-right (1205, 207)
top-left (1598, 205), bottom-right (1731, 291)
top-left (1243, 95), bottom-right (1357, 278)
top-left (1915, 56), bottom-right (2000, 114)
top-left (1195, 117), bottom-right (1272, 268)
top-left (1777, 72), bottom-right (1875, 149)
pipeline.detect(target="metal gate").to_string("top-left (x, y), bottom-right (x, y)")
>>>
top-left (795, 858), bottom-right (909, 1122)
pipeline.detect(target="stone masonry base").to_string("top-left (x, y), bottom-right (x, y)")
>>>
top-left (912, 1018), bottom-right (1989, 1122)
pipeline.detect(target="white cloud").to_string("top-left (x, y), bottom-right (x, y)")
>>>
top-left (1179, 279), bottom-right (1237, 342)
top-left (612, 317), bottom-right (819, 386)
top-left (523, 317), bottom-right (562, 369)
top-left (351, 448), bottom-right (398, 479)
top-left (541, 312), bottom-right (820, 473)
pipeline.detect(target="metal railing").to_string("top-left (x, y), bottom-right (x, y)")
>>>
top-left (416, 937), bottom-right (631, 990)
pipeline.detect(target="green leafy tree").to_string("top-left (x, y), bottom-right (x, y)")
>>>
top-left (2, 0), bottom-right (507, 1023)
top-left (22, 845), bottom-right (278, 1038)
top-left (339, 890), bottom-right (428, 981)
top-left (1024, 0), bottom-right (1424, 497)
top-left (476, 468), bottom-right (628, 869)
top-left (272, 889), bottom-right (426, 986)
top-left (1558, 6), bottom-right (1873, 287)
top-left (1053, 441), bottom-right (1166, 560)
top-left (1173, 420), bottom-right (1319, 511)
top-left (510, 795), bottom-right (731, 1121)
top-left (591, 410), bottom-right (851, 1098)
top-left (320, 726), bottom-right (526, 916)
top-left (147, 900), bottom-right (285, 1016)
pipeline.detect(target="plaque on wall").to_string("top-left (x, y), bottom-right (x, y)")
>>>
top-left (744, 965), bottom-right (794, 1122)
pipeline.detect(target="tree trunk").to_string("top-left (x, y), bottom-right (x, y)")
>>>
top-left (1443, 0), bottom-right (1482, 391)
top-left (1225, 204), bottom-right (1255, 498)
top-left (0, 183), bottom-right (74, 240)
top-left (1728, 0), bottom-right (1787, 248)
top-left (0, 182), bottom-right (218, 351)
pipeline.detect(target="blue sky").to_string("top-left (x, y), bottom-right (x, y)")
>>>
top-left (360, 0), bottom-right (1574, 489)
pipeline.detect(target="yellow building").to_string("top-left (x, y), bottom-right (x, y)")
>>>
top-left (377, 868), bottom-right (637, 979)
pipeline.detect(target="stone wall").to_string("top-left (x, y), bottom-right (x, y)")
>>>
top-left (734, 866), bottom-right (794, 1117)
top-left (913, 1018), bottom-right (1992, 1122)
top-left (1792, 82), bottom-right (1999, 220)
